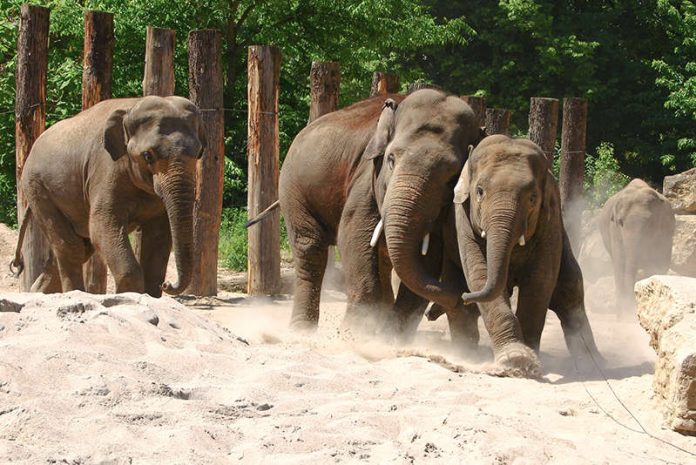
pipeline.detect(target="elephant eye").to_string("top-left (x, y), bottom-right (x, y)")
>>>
top-left (142, 150), bottom-right (155, 164)
top-left (476, 185), bottom-right (484, 198)
top-left (387, 153), bottom-right (395, 170)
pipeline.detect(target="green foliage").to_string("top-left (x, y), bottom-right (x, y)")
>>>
top-left (218, 207), bottom-right (290, 272)
top-left (584, 142), bottom-right (631, 208)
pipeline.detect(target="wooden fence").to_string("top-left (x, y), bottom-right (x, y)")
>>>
top-left (14, 4), bottom-right (587, 296)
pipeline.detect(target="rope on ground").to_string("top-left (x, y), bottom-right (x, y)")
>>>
top-left (574, 333), bottom-right (695, 458)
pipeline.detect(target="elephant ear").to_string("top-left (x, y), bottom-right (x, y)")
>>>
top-left (363, 98), bottom-right (398, 160)
top-left (453, 153), bottom-right (473, 204)
top-left (104, 109), bottom-right (129, 161)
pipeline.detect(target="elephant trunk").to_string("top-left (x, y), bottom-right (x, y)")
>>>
top-left (460, 200), bottom-right (522, 304)
top-left (158, 160), bottom-right (195, 295)
top-left (384, 174), bottom-right (460, 309)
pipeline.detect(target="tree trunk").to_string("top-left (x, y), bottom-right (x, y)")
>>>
top-left (247, 45), bottom-right (281, 295)
top-left (559, 97), bottom-right (588, 254)
top-left (187, 30), bottom-right (225, 296)
top-left (461, 96), bottom-right (486, 127)
top-left (15, 5), bottom-right (50, 292)
top-left (371, 72), bottom-right (399, 96)
top-left (308, 61), bottom-right (339, 123)
top-left (82, 10), bottom-right (114, 294)
top-left (143, 27), bottom-right (176, 97)
top-left (528, 97), bottom-right (559, 163)
top-left (485, 108), bottom-right (511, 136)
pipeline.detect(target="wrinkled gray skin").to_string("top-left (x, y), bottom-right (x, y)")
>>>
top-left (598, 178), bottom-right (675, 314)
top-left (279, 89), bottom-right (481, 331)
top-left (428, 135), bottom-right (602, 376)
top-left (17, 96), bottom-right (205, 296)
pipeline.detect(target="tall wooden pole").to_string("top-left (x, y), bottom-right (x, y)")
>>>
top-left (188, 30), bottom-right (225, 296)
top-left (559, 97), bottom-right (588, 253)
top-left (133, 27), bottom-right (176, 277)
top-left (308, 61), bottom-right (339, 123)
top-left (461, 96), bottom-right (486, 127)
top-left (15, 5), bottom-right (50, 292)
top-left (81, 10), bottom-right (114, 294)
top-left (247, 45), bottom-right (281, 295)
top-left (370, 72), bottom-right (399, 96)
top-left (528, 97), bottom-right (559, 163)
top-left (485, 108), bottom-right (511, 136)
top-left (143, 27), bottom-right (176, 97)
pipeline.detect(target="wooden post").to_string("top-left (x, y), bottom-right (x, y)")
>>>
top-left (81, 10), bottom-right (114, 294)
top-left (485, 108), bottom-right (511, 136)
top-left (308, 61), bottom-right (339, 123)
top-left (247, 45), bottom-right (281, 295)
top-left (15, 5), bottom-right (50, 292)
top-left (143, 27), bottom-right (176, 96)
top-left (528, 97), bottom-right (559, 163)
top-left (461, 96), bottom-right (486, 127)
top-left (187, 30), bottom-right (225, 296)
top-left (370, 72), bottom-right (400, 96)
top-left (133, 27), bottom-right (176, 276)
top-left (559, 97), bottom-right (588, 253)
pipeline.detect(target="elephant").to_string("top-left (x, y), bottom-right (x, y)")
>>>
top-left (598, 178), bottom-right (675, 314)
top-left (10, 95), bottom-right (206, 297)
top-left (427, 135), bottom-right (601, 376)
top-left (278, 88), bottom-right (482, 331)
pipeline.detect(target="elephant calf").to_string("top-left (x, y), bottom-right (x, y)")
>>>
top-left (598, 178), bottom-right (675, 314)
top-left (429, 135), bottom-right (602, 376)
top-left (11, 96), bottom-right (206, 296)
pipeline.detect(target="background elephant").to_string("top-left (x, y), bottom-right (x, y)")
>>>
top-left (12, 96), bottom-right (205, 297)
top-left (428, 135), bottom-right (601, 376)
top-left (598, 178), bottom-right (675, 314)
top-left (278, 88), bottom-right (481, 331)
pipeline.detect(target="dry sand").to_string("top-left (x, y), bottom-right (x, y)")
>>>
top-left (0, 224), bottom-right (694, 464)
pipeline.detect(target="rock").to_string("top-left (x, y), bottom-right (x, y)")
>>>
top-left (671, 215), bottom-right (696, 277)
top-left (0, 298), bottom-right (23, 313)
top-left (140, 310), bottom-right (159, 326)
top-left (635, 276), bottom-right (696, 435)
top-left (663, 168), bottom-right (696, 214)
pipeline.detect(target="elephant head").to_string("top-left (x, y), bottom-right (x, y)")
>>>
top-left (453, 135), bottom-right (551, 303)
top-left (103, 95), bottom-right (206, 295)
top-left (363, 89), bottom-right (482, 309)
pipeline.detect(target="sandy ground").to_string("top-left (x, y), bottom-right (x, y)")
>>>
top-left (1, 224), bottom-right (695, 464)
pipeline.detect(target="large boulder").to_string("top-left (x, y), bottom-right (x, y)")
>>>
top-left (635, 276), bottom-right (696, 435)
top-left (671, 215), bottom-right (696, 277)
top-left (663, 168), bottom-right (696, 214)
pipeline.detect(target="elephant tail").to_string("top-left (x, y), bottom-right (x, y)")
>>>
top-left (246, 200), bottom-right (280, 228)
top-left (9, 209), bottom-right (32, 277)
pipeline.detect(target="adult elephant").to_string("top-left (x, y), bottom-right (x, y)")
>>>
top-left (598, 178), bottom-right (675, 314)
top-left (11, 96), bottom-right (205, 297)
top-left (428, 135), bottom-right (601, 376)
top-left (279, 89), bottom-right (481, 331)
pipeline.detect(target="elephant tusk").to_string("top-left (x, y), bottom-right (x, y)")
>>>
top-left (421, 233), bottom-right (430, 256)
top-left (370, 218), bottom-right (384, 248)
top-left (481, 230), bottom-right (486, 239)
top-left (518, 235), bottom-right (526, 246)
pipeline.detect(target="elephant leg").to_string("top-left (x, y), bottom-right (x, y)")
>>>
top-left (609, 230), bottom-right (633, 314)
top-left (446, 303), bottom-right (480, 353)
top-left (285, 214), bottom-right (330, 331)
top-left (90, 214), bottom-right (144, 294)
top-left (337, 196), bottom-right (388, 333)
top-left (381, 283), bottom-right (429, 342)
top-left (549, 241), bottom-right (603, 365)
top-left (515, 275), bottom-right (554, 353)
top-left (138, 215), bottom-right (172, 298)
top-left (29, 197), bottom-right (89, 291)
top-left (30, 251), bottom-right (62, 293)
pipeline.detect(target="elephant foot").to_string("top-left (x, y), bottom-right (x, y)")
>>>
top-left (425, 303), bottom-right (446, 321)
top-left (289, 318), bottom-right (319, 334)
top-left (491, 342), bottom-right (542, 379)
